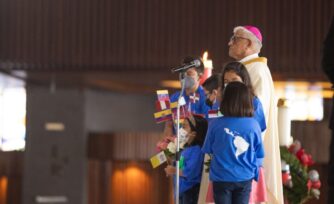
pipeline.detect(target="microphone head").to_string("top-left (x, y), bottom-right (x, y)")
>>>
top-left (171, 58), bottom-right (203, 73)
top-left (192, 59), bottom-right (202, 67)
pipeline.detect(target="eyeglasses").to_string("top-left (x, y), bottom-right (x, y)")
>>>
top-left (229, 35), bottom-right (249, 43)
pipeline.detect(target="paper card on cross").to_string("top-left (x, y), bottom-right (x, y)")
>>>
top-left (153, 109), bottom-right (173, 123)
top-left (155, 100), bottom-right (170, 111)
top-left (156, 90), bottom-right (170, 101)
top-left (150, 151), bottom-right (167, 168)
top-left (178, 96), bottom-right (186, 106)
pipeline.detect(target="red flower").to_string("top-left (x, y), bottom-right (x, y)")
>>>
top-left (282, 172), bottom-right (291, 185)
top-left (296, 149), bottom-right (314, 166)
top-left (307, 180), bottom-right (321, 190)
top-left (312, 180), bottom-right (321, 189)
top-left (307, 180), bottom-right (312, 190)
top-left (288, 141), bottom-right (301, 154)
top-left (156, 140), bottom-right (168, 151)
top-left (156, 135), bottom-right (176, 151)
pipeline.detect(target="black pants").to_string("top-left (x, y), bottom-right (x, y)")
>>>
top-left (179, 184), bottom-right (200, 204)
top-left (213, 180), bottom-right (252, 204)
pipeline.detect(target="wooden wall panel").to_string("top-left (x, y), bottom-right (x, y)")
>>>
top-left (87, 132), bottom-right (162, 160)
top-left (0, 0), bottom-right (333, 79)
top-left (88, 160), bottom-right (171, 204)
top-left (87, 132), bottom-right (171, 203)
top-left (0, 152), bottom-right (23, 204)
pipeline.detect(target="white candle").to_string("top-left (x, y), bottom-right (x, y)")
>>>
top-left (277, 98), bottom-right (293, 146)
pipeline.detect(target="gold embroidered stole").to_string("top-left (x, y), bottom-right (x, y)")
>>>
top-left (242, 57), bottom-right (268, 65)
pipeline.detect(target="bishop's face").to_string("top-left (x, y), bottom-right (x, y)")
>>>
top-left (228, 30), bottom-right (250, 60)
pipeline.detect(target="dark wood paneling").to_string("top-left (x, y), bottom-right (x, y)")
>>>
top-left (0, 152), bottom-right (23, 204)
top-left (0, 0), bottom-right (333, 80)
top-left (87, 132), bottom-right (171, 203)
top-left (87, 132), bottom-right (163, 160)
top-left (87, 131), bottom-right (171, 204)
top-left (88, 160), bottom-right (171, 204)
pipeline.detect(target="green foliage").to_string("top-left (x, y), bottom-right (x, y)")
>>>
top-left (163, 149), bottom-right (175, 158)
top-left (280, 147), bottom-right (319, 204)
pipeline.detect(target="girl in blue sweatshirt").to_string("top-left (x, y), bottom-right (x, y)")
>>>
top-left (164, 114), bottom-right (208, 204)
top-left (202, 81), bottom-right (265, 204)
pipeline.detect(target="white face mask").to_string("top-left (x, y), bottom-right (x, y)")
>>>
top-left (179, 128), bottom-right (188, 144)
top-left (183, 76), bottom-right (196, 89)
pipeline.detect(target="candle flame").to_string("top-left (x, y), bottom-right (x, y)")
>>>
top-left (202, 51), bottom-right (208, 61)
top-left (202, 51), bottom-right (213, 69)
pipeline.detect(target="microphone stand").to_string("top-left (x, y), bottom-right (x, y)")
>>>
top-left (175, 71), bottom-right (186, 204)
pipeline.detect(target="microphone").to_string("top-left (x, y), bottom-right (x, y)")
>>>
top-left (171, 59), bottom-right (202, 73)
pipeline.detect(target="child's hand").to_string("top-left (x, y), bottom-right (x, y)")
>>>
top-left (166, 156), bottom-right (174, 165)
top-left (164, 165), bottom-right (176, 177)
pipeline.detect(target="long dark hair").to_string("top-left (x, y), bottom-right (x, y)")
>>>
top-left (220, 81), bottom-right (254, 117)
top-left (221, 61), bottom-right (254, 96)
top-left (186, 114), bottom-right (208, 147)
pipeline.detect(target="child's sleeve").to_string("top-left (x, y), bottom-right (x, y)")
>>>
top-left (201, 122), bottom-right (214, 154)
top-left (254, 129), bottom-right (265, 166)
top-left (253, 97), bottom-right (267, 132)
top-left (181, 147), bottom-right (204, 180)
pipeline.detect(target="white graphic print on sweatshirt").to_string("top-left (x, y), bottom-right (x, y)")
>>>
top-left (224, 128), bottom-right (250, 157)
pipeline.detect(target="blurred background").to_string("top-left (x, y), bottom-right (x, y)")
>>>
top-left (0, 0), bottom-right (333, 203)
